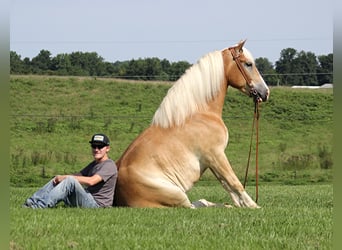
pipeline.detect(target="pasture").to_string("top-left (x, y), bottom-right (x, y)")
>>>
top-left (10, 75), bottom-right (333, 248)
top-left (11, 184), bottom-right (332, 249)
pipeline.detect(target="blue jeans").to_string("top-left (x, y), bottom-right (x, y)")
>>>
top-left (24, 176), bottom-right (100, 208)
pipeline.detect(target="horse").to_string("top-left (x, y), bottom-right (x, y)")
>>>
top-left (113, 40), bottom-right (269, 208)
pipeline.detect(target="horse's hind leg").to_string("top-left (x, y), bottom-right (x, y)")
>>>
top-left (159, 185), bottom-right (193, 208)
top-left (154, 186), bottom-right (232, 208)
top-left (129, 183), bottom-right (193, 208)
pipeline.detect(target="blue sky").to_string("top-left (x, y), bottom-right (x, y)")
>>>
top-left (10, 0), bottom-right (332, 64)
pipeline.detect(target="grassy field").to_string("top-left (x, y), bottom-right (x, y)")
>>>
top-left (10, 75), bottom-right (333, 186)
top-left (9, 75), bottom-right (333, 249)
top-left (11, 184), bottom-right (332, 249)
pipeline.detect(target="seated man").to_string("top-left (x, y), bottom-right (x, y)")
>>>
top-left (23, 133), bottom-right (117, 208)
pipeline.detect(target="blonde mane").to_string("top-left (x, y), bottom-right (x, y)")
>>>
top-left (152, 51), bottom-right (224, 128)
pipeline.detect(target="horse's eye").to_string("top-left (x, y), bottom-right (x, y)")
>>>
top-left (245, 62), bottom-right (253, 67)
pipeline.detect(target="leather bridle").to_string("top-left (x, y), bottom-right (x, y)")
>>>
top-left (228, 47), bottom-right (260, 103)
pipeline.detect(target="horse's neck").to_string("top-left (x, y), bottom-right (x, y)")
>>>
top-left (206, 82), bottom-right (228, 116)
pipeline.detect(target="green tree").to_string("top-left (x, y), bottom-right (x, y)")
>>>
top-left (145, 58), bottom-right (163, 80)
top-left (82, 52), bottom-right (105, 76)
top-left (317, 54), bottom-right (333, 84)
top-left (275, 48), bottom-right (320, 86)
top-left (169, 61), bottom-right (191, 81)
top-left (126, 59), bottom-right (146, 80)
top-left (275, 48), bottom-right (298, 85)
top-left (10, 51), bottom-right (24, 74)
top-left (296, 51), bottom-right (318, 86)
top-left (31, 49), bottom-right (52, 73)
top-left (160, 59), bottom-right (171, 74)
top-left (111, 60), bottom-right (130, 78)
top-left (255, 57), bottom-right (278, 86)
top-left (50, 53), bottom-right (72, 75)
top-left (22, 57), bottom-right (32, 74)
top-left (69, 52), bottom-right (89, 75)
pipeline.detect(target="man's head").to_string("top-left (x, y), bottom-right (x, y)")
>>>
top-left (89, 133), bottom-right (110, 162)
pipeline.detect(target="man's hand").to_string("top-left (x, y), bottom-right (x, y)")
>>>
top-left (53, 175), bottom-right (67, 185)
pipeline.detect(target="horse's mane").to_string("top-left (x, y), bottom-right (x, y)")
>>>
top-left (152, 51), bottom-right (224, 128)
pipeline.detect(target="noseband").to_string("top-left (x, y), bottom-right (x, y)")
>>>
top-left (228, 47), bottom-right (259, 102)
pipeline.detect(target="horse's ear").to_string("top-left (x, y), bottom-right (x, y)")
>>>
top-left (236, 39), bottom-right (247, 52)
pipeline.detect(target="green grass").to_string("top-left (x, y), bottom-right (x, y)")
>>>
top-left (11, 184), bottom-right (332, 249)
top-left (9, 75), bottom-right (334, 249)
top-left (9, 75), bottom-right (333, 187)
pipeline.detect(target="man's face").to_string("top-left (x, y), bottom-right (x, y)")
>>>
top-left (90, 144), bottom-right (109, 162)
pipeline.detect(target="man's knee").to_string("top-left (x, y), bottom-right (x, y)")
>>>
top-left (65, 175), bottom-right (76, 182)
top-left (62, 176), bottom-right (79, 186)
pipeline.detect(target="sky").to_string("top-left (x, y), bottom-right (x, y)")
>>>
top-left (10, 0), bottom-right (333, 64)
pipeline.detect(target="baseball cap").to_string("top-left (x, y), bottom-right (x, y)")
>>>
top-left (89, 133), bottom-right (110, 146)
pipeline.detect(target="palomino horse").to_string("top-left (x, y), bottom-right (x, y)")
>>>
top-left (114, 40), bottom-right (269, 208)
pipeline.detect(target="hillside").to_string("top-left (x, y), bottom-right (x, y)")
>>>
top-left (10, 75), bottom-right (333, 186)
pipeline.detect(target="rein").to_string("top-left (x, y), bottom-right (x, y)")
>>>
top-left (228, 46), bottom-right (260, 203)
top-left (243, 101), bottom-right (259, 203)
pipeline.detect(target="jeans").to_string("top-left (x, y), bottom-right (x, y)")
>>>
top-left (24, 176), bottom-right (100, 208)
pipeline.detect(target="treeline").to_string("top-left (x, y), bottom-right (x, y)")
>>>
top-left (256, 48), bottom-right (333, 86)
top-left (10, 50), bottom-right (191, 82)
top-left (10, 48), bottom-right (333, 86)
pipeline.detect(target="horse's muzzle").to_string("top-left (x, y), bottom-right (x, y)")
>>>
top-left (250, 87), bottom-right (269, 103)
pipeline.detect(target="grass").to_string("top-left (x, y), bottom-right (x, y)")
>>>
top-left (9, 75), bottom-right (333, 248)
top-left (10, 184), bottom-right (332, 249)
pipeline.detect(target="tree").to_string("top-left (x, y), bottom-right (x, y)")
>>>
top-left (275, 48), bottom-right (320, 86)
top-left (126, 59), bottom-right (146, 80)
top-left (169, 61), bottom-right (191, 81)
top-left (50, 53), bottom-right (72, 75)
top-left (111, 60), bottom-right (130, 78)
top-left (160, 59), bottom-right (171, 74)
top-left (82, 52), bottom-right (105, 76)
top-left (69, 52), bottom-right (89, 75)
top-left (31, 50), bottom-right (52, 73)
top-left (296, 51), bottom-right (318, 85)
top-left (22, 57), bottom-right (32, 74)
top-left (10, 51), bottom-right (24, 74)
top-left (317, 54), bottom-right (333, 84)
top-left (145, 58), bottom-right (163, 80)
top-left (103, 62), bottom-right (117, 77)
top-left (275, 48), bottom-right (298, 85)
top-left (255, 57), bottom-right (278, 86)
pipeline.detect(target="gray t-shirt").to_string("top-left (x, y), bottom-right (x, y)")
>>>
top-left (80, 159), bottom-right (117, 207)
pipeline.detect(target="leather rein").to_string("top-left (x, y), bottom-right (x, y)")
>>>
top-left (228, 47), bottom-right (260, 203)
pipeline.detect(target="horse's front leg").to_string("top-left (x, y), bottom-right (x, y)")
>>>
top-left (209, 153), bottom-right (260, 208)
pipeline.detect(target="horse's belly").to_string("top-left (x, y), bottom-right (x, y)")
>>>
top-left (118, 148), bottom-right (201, 189)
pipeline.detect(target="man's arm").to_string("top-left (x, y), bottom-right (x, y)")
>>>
top-left (53, 174), bottom-right (102, 186)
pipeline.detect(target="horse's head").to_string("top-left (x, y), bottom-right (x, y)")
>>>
top-left (223, 40), bottom-right (270, 102)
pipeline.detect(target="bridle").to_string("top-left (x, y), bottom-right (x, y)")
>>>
top-left (228, 46), bottom-right (260, 203)
top-left (228, 47), bottom-right (260, 102)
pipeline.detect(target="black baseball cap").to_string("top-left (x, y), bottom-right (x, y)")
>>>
top-left (89, 133), bottom-right (110, 146)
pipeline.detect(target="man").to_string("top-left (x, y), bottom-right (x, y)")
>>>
top-left (23, 133), bottom-right (117, 208)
